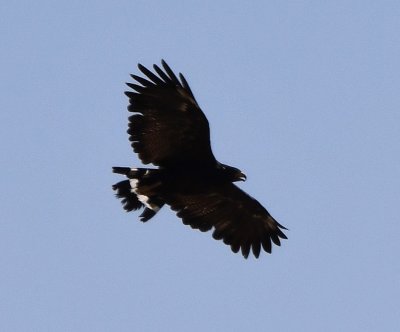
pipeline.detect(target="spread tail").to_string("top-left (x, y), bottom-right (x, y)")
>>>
top-left (112, 167), bottom-right (164, 222)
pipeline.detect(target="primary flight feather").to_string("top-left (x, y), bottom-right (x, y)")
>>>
top-left (112, 60), bottom-right (287, 258)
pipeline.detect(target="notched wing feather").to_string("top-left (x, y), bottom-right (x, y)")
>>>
top-left (165, 183), bottom-right (287, 259)
top-left (125, 60), bottom-right (215, 167)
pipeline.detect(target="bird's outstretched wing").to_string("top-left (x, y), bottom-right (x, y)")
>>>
top-left (125, 60), bottom-right (216, 168)
top-left (165, 183), bottom-right (288, 258)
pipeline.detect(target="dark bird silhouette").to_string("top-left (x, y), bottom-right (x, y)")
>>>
top-left (112, 60), bottom-right (287, 258)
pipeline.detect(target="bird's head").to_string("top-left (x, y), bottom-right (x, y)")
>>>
top-left (220, 164), bottom-right (247, 182)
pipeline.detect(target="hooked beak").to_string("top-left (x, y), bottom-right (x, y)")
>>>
top-left (238, 172), bottom-right (247, 181)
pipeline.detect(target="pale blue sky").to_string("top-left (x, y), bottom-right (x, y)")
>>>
top-left (1, 1), bottom-right (399, 331)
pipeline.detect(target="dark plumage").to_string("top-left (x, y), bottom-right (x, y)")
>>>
top-left (112, 60), bottom-right (287, 258)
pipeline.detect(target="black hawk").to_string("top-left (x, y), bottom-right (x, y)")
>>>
top-left (112, 60), bottom-right (287, 258)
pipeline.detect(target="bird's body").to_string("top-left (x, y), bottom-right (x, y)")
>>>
top-left (113, 60), bottom-right (287, 258)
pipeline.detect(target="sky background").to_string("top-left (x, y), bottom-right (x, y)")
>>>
top-left (1, 1), bottom-right (399, 331)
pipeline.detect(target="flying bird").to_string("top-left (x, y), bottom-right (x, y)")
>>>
top-left (112, 60), bottom-right (287, 258)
